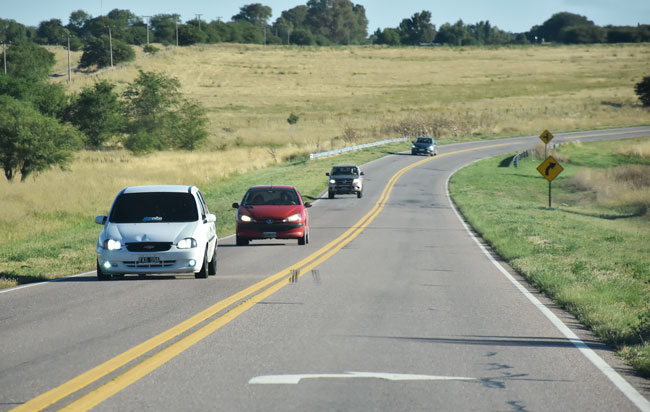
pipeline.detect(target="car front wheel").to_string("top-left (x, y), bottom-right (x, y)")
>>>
top-left (208, 244), bottom-right (217, 276)
top-left (236, 236), bottom-right (249, 246)
top-left (96, 261), bottom-right (111, 281)
top-left (195, 249), bottom-right (208, 279)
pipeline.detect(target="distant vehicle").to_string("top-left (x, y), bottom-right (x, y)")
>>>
top-left (232, 185), bottom-right (311, 246)
top-left (95, 185), bottom-right (218, 280)
top-left (326, 164), bottom-right (364, 199)
top-left (411, 136), bottom-right (438, 156)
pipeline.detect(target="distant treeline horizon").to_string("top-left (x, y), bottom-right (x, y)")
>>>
top-left (1, 1), bottom-right (649, 49)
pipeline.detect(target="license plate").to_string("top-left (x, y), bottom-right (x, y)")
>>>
top-left (263, 232), bottom-right (276, 238)
top-left (138, 256), bottom-right (160, 264)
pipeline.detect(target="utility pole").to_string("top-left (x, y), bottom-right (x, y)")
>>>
top-left (2, 42), bottom-right (6, 75)
top-left (142, 16), bottom-right (151, 45)
top-left (109, 27), bottom-right (113, 68)
top-left (67, 35), bottom-right (71, 82)
top-left (195, 14), bottom-right (202, 30)
top-left (175, 15), bottom-right (179, 46)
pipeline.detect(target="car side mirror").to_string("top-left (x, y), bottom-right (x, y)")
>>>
top-left (205, 213), bottom-right (216, 223)
top-left (304, 202), bottom-right (312, 208)
top-left (360, 172), bottom-right (365, 175)
top-left (95, 215), bottom-right (107, 225)
top-left (232, 203), bottom-right (239, 209)
top-left (325, 172), bottom-right (330, 176)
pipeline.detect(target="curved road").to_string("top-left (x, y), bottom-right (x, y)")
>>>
top-left (1, 127), bottom-right (650, 411)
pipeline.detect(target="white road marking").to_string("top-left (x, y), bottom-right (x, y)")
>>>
top-left (445, 168), bottom-right (650, 412)
top-left (249, 372), bottom-right (476, 385)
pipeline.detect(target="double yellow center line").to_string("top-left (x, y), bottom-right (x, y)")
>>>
top-left (13, 142), bottom-right (516, 411)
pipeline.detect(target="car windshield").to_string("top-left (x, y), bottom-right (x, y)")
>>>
top-left (109, 192), bottom-right (198, 223)
top-left (416, 137), bottom-right (433, 144)
top-left (332, 167), bottom-right (358, 175)
top-left (242, 189), bottom-right (299, 206)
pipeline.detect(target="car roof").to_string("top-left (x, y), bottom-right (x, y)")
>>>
top-left (247, 185), bottom-right (297, 190)
top-left (121, 185), bottom-right (195, 194)
top-left (331, 164), bottom-right (360, 168)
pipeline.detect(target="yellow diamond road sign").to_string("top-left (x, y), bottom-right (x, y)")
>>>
top-left (539, 129), bottom-right (554, 144)
top-left (537, 156), bottom-right (564, 182)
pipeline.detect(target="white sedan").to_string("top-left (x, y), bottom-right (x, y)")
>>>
top-left (95, 185), bottom-right (218, 280)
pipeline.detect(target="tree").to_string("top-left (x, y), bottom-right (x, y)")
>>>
top-left (78, 35), bottom-right (135, 69)
top-left (529, 12), bottom-right (595, 43)
top-left (635, 76), bottom-right (650, 107)
top-left (67, 10), bottom-right (90, 37)
top-left (232, 3), bottom-right (273, 26)
top-left (435, 20), bottom-right (473, 46)
top-left (375, 28), bottom-right (401, 45)
top-left (178, 21), bottom-right (208, 45)
top-left (2, 40), bottom-right (55, 81)
top-left (150, 14), bottom-right (179, 45)
top-left (398, 11), bottom-right (436, 45)
top-left (67, 80), bottom-right (124, 149)
top-left (172, 100), bottom-right (208, 150)
top-left (560, 25), bottom-right (605, 44)
top-left (0, 95), bottom-right (82, 182)
top-left (305, 0), bottom-right (368, 44)
top-left (36, 18), bottom-right (68, 45)
top-left (0, 18), bottom-right (28, 43)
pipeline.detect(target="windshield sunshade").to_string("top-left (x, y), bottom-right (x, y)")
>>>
top-left (109, 193), bottom-right (198, 223)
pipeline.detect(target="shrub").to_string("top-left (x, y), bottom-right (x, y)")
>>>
top-left (634, 76), bottom-right (650, 107)
top-left (287, 112), bottom-right (299, 125)
top-left (143, 44), bottom-right (160, 55)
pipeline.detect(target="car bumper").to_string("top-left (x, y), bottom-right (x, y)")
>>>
top-left (329, 184), bottom-right (362, 194)
top-left (96, 247), bottom-right (206, 274)
top-left (236, 222), bottom-right (305, 240)
top-left (411, 147), bottom-right (434, 155)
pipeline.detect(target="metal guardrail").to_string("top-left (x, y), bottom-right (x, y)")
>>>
top-left (513, 150), bottom-right (529, 168)
top-left (309, 137), bottom-right (408, 160)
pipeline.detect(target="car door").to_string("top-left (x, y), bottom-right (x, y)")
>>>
top-left (196, 190), bottom-right (217, 256)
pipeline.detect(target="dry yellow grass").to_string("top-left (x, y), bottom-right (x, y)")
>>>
top-left (47, 43), bottom-right (650, 151)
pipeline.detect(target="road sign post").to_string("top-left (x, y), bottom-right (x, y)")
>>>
top-left (536, 155), bottom-right (564, 208)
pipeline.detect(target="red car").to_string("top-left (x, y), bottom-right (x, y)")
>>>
top-left (232, 185), bottom-right (311, 246)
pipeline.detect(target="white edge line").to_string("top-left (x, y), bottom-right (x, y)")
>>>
top-left (0, 271), bottom-right (96, 295)
top-left (445, 161), bottom-right (650, 412)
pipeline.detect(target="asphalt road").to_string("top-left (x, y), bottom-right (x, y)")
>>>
top-left (1, 127), bottom-right (650, 412)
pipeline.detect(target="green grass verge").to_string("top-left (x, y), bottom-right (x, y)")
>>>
top-left (0, 141), bottom-right (410, 289)
top-left (449, 137), bottom-right (650, 377)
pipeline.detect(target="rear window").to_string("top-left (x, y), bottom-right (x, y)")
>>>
top-left (332, 167), bottom-right (358, 175)
top-left (109, 192), bottom-right (198, 223)
top-left (416, 137), bottom-right (433, 144)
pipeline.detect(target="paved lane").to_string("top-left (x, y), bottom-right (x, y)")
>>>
top-left (1, 127), bottom-right (649, 411)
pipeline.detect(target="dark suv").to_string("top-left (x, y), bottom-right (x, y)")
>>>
top-left (411, 136), bottom-right (438, 156)
top-left (326, 165), bottom-right (364, 199)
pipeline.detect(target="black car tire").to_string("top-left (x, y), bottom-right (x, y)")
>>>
top-left (195, 249), bottom-right (208, 279)
top-left (96, 261), bottom-right (111, 281)
top-left (236, 236), bottom-right (249, 246)
top-left (298, 230), bottom-right (307, 245)
top-left (357, 190), bottom-right (363, 198)
top-left (208, 244), bottom-right (217, 276)
top-left (328, 190), bottom-right (335, 199)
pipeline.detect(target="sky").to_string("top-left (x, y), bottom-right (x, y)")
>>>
top-left (2, 0), bottom-right (649, 34)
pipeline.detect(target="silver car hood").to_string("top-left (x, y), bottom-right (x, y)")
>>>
top-left (105, 222), bottom-right (199, 243)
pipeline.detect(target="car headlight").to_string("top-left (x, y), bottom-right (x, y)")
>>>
top-left (283, 213), bottom-right (302, 222)
top-left (411, 144), bottom-right (416, 148)
top-left (353, 178), bottom-right (360, 185)
top-left (239, 213), bottom-right (252, 222)
top-left (177, 238), bottom-right (197, 249)
top-left (103, 239), bottom-right (122, 250)
top-left (329, 179), bottom-right (336, 184)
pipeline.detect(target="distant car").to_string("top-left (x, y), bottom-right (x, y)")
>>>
top-left (326, 164), bottom-right (364, 199)
top-left (232, 185), bottom-right (311, 246)
top-left (95, 185), bottom-right (218, 280)
top-left (411, 136), bottom-right (438, 156)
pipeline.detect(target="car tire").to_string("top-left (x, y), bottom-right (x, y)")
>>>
top-left (357, 190), bottom-right (363, 199)
top-left (328, 190), bottom-right (335, 199)
top-left (236, 236), bottom-right (249, 246)
top-left (298, 231), bottom-right (307, 245)
top-left (195, 250), bottom-right (208, 279)
top-left (208, 244), bottom-right (217, 276)
top-left (96, 261), bottom-right (111, 281)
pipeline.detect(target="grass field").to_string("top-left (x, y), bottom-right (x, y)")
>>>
top-left (448, 137), bottom-right (650, 376)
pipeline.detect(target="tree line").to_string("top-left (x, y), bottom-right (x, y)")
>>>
top-left (1, 2), bottom-right (648, 55)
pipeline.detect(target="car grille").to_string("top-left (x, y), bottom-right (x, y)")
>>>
top-left (125, 242), bottom-right (173, 252)
top-left (335, 179), bottom-right (353, 187)
top-left (245, 222), bottom-right (303, 232)
top-left (123, 260), bottom-right (176, 268)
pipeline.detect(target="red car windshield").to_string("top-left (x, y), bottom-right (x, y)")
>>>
top-left (242, 189), bottom-right (299, 206)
